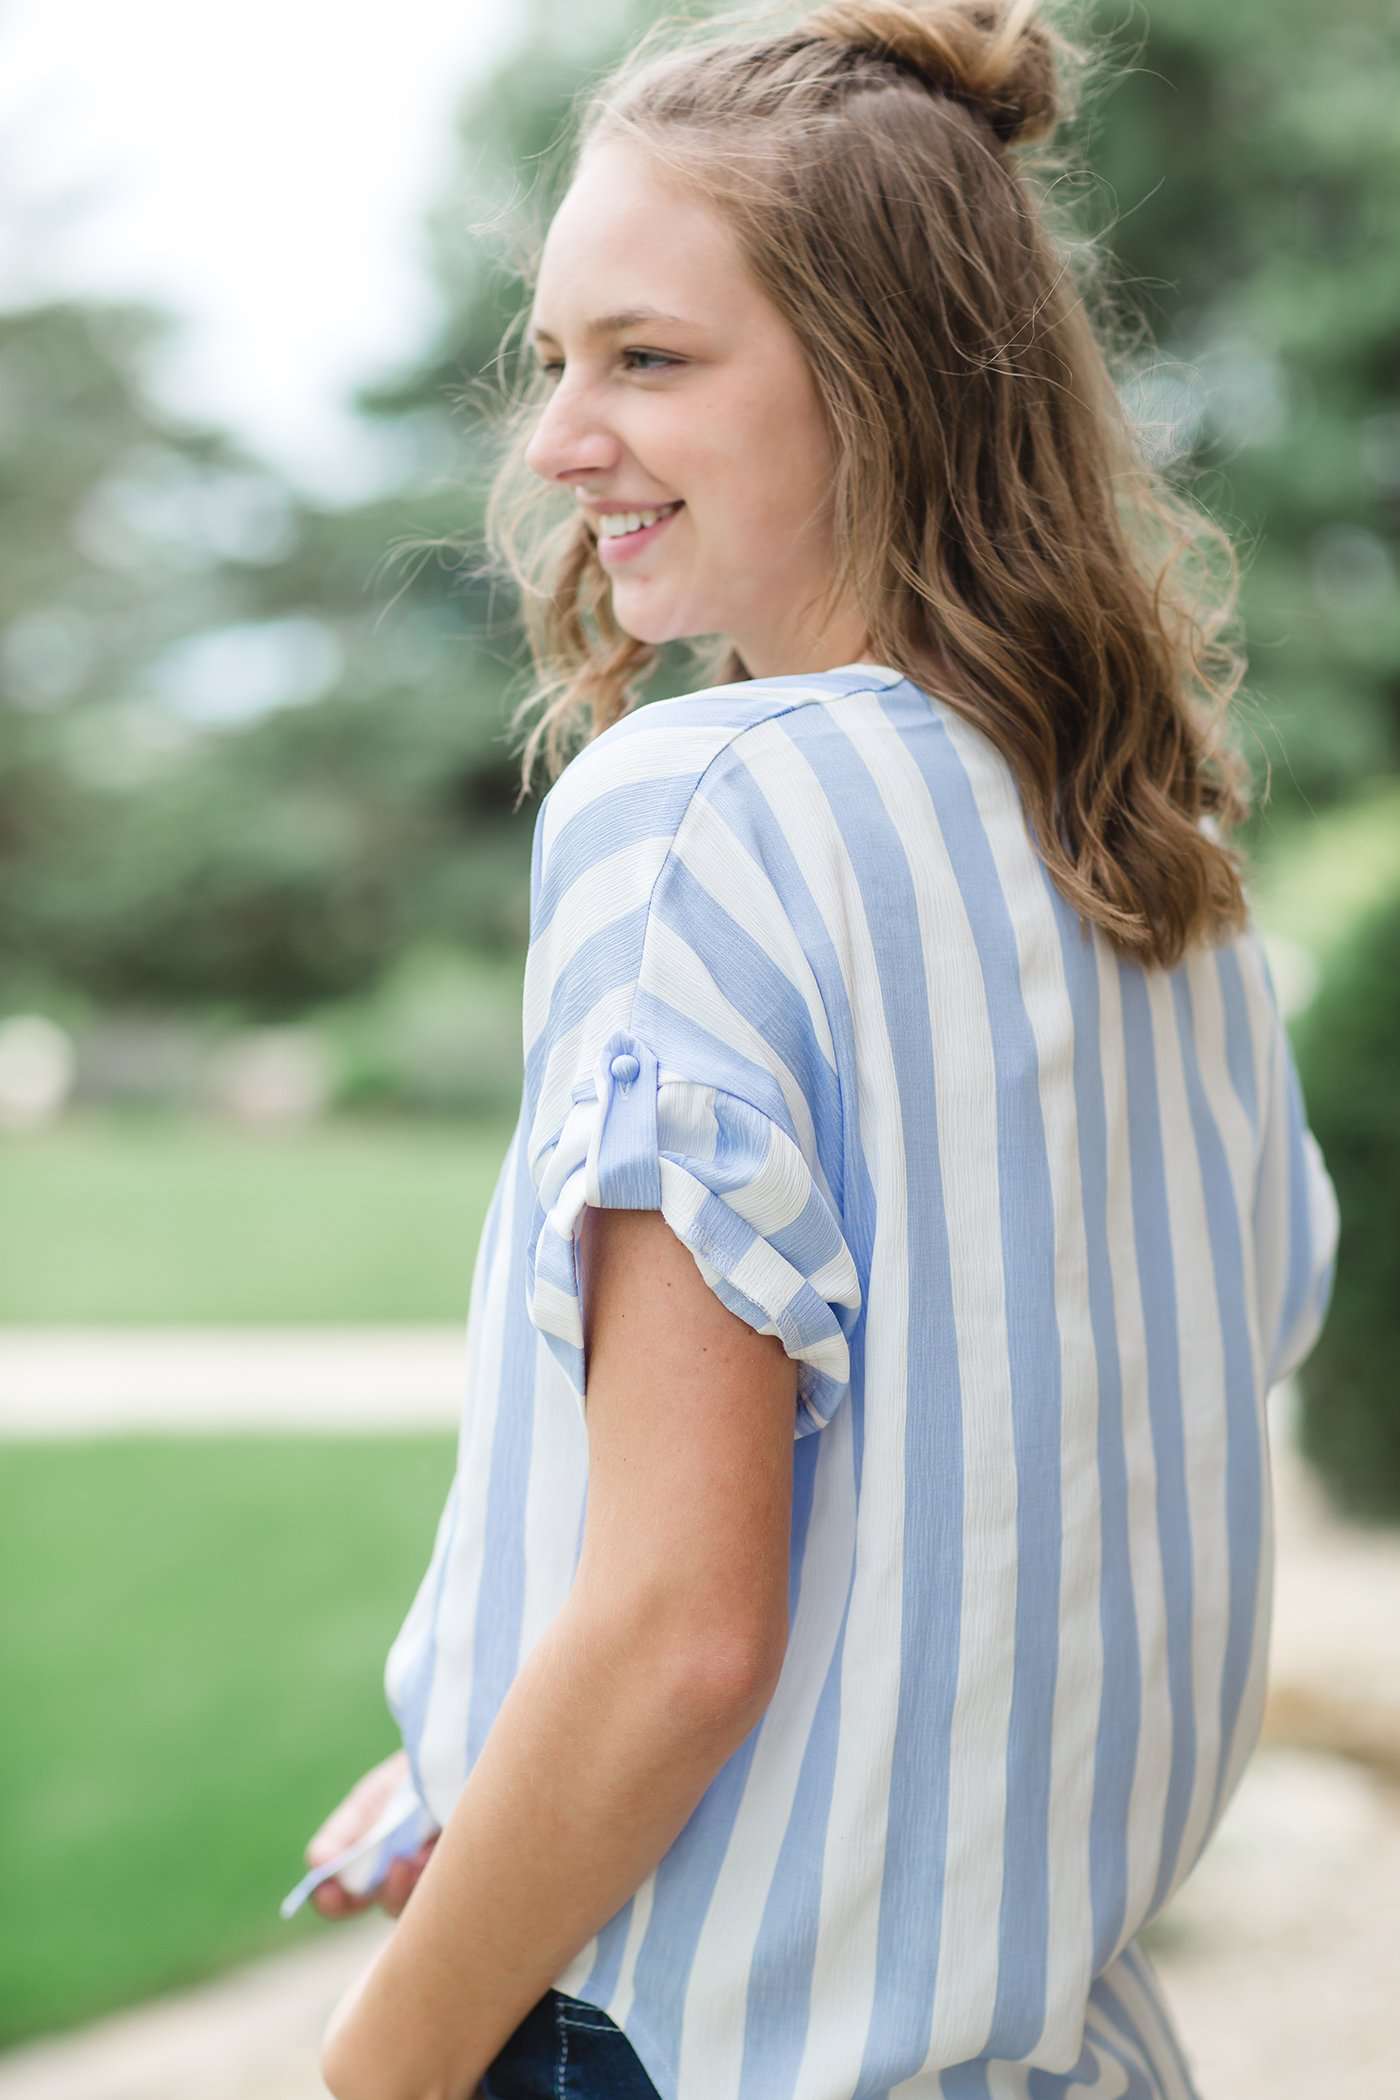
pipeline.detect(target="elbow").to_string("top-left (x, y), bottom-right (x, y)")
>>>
top-left (673, 1622), bottom-right (787, 1739)
top-left (319, 2038), bottom-right (358, 2100)
top-left (319, 2030), bottom-right (376, 2100)
top-left (320, 2015), bottom-right (452, 2100)
top-left (320, 2045), bottom-right (451, 2100)
top-left (318, 1995), bottom-right (354, 2100)
top-left (569, 1587), bottom-right (787, 1743)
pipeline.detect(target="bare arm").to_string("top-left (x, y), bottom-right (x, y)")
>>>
top-left (320, 1205), bottom-right (797, 2100)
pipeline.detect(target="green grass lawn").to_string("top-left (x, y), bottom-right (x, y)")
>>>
top-left (1, 794), bottom-right (1392, 2053)
top-left (0, 792), bottom-right (1393, 1333)
top-left (0, 1109), bottom-right (518, 1325)
top-left (1, 1432), bottom-right (455, 2048)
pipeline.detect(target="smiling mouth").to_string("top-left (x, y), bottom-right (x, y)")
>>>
top-left (595, 502), bottom-right (683, 541)
top-left (595, 502), bottom-right (685, 561)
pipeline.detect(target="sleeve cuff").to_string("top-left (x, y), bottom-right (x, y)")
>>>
top-left (525, 1029), bottom-right (862, 1436)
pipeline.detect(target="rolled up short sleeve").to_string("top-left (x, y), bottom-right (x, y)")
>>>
top-left (524, 1025), bottom-right (863, 1435)
top-left (518, 715), bottom-right (865, 1437)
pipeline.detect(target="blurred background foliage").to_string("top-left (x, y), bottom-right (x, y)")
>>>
top-left (1291, 885), bottom-right (1400, 1520)
top-left (4, 0), bottom-right (1394, 1031)
top-left (3, 0), bottom-right (1399, 2053)
top-left (2, 0), bottom-right (1397, 1418)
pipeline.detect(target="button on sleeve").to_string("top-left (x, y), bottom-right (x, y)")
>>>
top-left (525, 1026), bottom-right (862, 1437)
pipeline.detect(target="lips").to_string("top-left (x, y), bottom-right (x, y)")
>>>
top-left (592, 501), bottom-right (682, 531)
top-left (594, 501), bottom-right (685, 564)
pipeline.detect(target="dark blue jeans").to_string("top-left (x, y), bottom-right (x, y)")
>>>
top-left (482, 1989), bottom-right (662, 2098)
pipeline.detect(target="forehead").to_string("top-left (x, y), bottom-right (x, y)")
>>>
top-left (528, 139), bottom-right (751, 337)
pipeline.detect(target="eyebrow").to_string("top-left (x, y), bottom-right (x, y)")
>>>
top-left (526, 306), bottom-right (697, 347)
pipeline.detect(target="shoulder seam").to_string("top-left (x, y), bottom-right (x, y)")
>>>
top-left (620, 686), bottom-right (884, 1044)
top-left (621, 685), bottom-right (885, 1183)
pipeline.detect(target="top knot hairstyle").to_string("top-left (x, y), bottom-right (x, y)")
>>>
top-left (476, 0), bottom-right (1255, 969)
top-left (803, 0), bottom-right (1060, 149)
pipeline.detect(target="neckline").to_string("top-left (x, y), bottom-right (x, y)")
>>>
top-left (752, 661), bottom-right (902, 685)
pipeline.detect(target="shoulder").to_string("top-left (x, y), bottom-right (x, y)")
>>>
top-left (537, 668), bottom-right (907, 858)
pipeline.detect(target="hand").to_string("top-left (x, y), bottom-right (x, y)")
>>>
top-left (304, 1747), bottom-right (441, 1920)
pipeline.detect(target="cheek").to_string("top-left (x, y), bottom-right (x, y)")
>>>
top-left (731, 392), bottom-right (834, 529)
top-left (651, 373), bottom-right (833, 550)
top-left (673, 378), bottom-right (774, 480)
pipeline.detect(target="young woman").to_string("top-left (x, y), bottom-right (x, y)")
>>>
top-left (289, 3), bottom-right (1340, 2096)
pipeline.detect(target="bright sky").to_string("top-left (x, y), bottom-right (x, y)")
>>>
top-left (0, 0), bottom-right (523, 504)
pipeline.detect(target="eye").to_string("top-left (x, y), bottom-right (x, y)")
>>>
top-left (535, 349), bottom-right (680, 381)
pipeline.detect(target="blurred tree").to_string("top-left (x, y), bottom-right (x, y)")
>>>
top-left (355, 0), bottom-right (1400, 839)
top-left (0, 295), bottom-right (320, 1006)
top-left (2, 0), bottom-right (1397, 1018)
top-left (1292, 881), bottom-right (1400, 1519)
top-left (1082, 0), bottom-right (1400, 818)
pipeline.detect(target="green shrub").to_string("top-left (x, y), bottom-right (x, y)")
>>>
top-left (314, 941), bottom-right (524, 1118)
top-left (1291, 884), bottom-right (1400, 1520)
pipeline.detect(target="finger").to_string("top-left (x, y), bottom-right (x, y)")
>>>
top-left (374, 1847), bottom-right (430, 1920)
top-left (306, 1812), bottom-right (360, 1863)
top-left (304, 1756), bottom-right (409, 1869)
top-left (308, 1793), bottom-right (383, 1862)
top-left (312, 1877), bottom-right (372, 1920)
top-left (306, 1831), bottom-right (356, 1864)
top-left (307, 1781), bottom-right (377, 1859)
top-left (380, 1858), bottom-right (416, 1917)
top-left (320, 1889), bottom-right (373, 1919)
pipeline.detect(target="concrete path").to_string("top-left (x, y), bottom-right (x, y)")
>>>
top-left (6, 1736), bottom-right (1396, 2100)
top-left (0, 1327), bottom-right (466, 1434)
top-left (1, 1340), bottom-right (1397, 2099)
top-left (0, 1921), bottom-right (389, 2100)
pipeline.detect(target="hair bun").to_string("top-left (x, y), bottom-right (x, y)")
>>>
top-left (805, 0), bottom-right (1062, 150)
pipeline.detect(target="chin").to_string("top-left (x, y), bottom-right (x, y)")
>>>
top-left (613, 612), bottom-right (697, 649)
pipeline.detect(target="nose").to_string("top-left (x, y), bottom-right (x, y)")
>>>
top-left (523, 374), bottom-right (621, 487)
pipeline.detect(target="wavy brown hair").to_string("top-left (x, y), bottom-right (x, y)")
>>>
top-left (467, 0), bottom-right (1256, 968)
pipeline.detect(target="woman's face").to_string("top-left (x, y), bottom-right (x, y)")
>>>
top-left (524, 136), bottom-right (871, 678)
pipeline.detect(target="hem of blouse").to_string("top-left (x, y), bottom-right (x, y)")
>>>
top-left (591, 1998), bottom-right (677, 2100)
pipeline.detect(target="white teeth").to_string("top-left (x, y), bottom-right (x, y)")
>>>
top-left (598, 504), bottom-right (678, 537)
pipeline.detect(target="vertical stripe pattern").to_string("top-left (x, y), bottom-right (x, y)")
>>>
top-left (282, 666), bottom-right (1341, 2099)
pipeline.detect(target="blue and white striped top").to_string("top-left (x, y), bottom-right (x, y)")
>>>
top-left (283, 662), bottom-right (1339, 2100)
